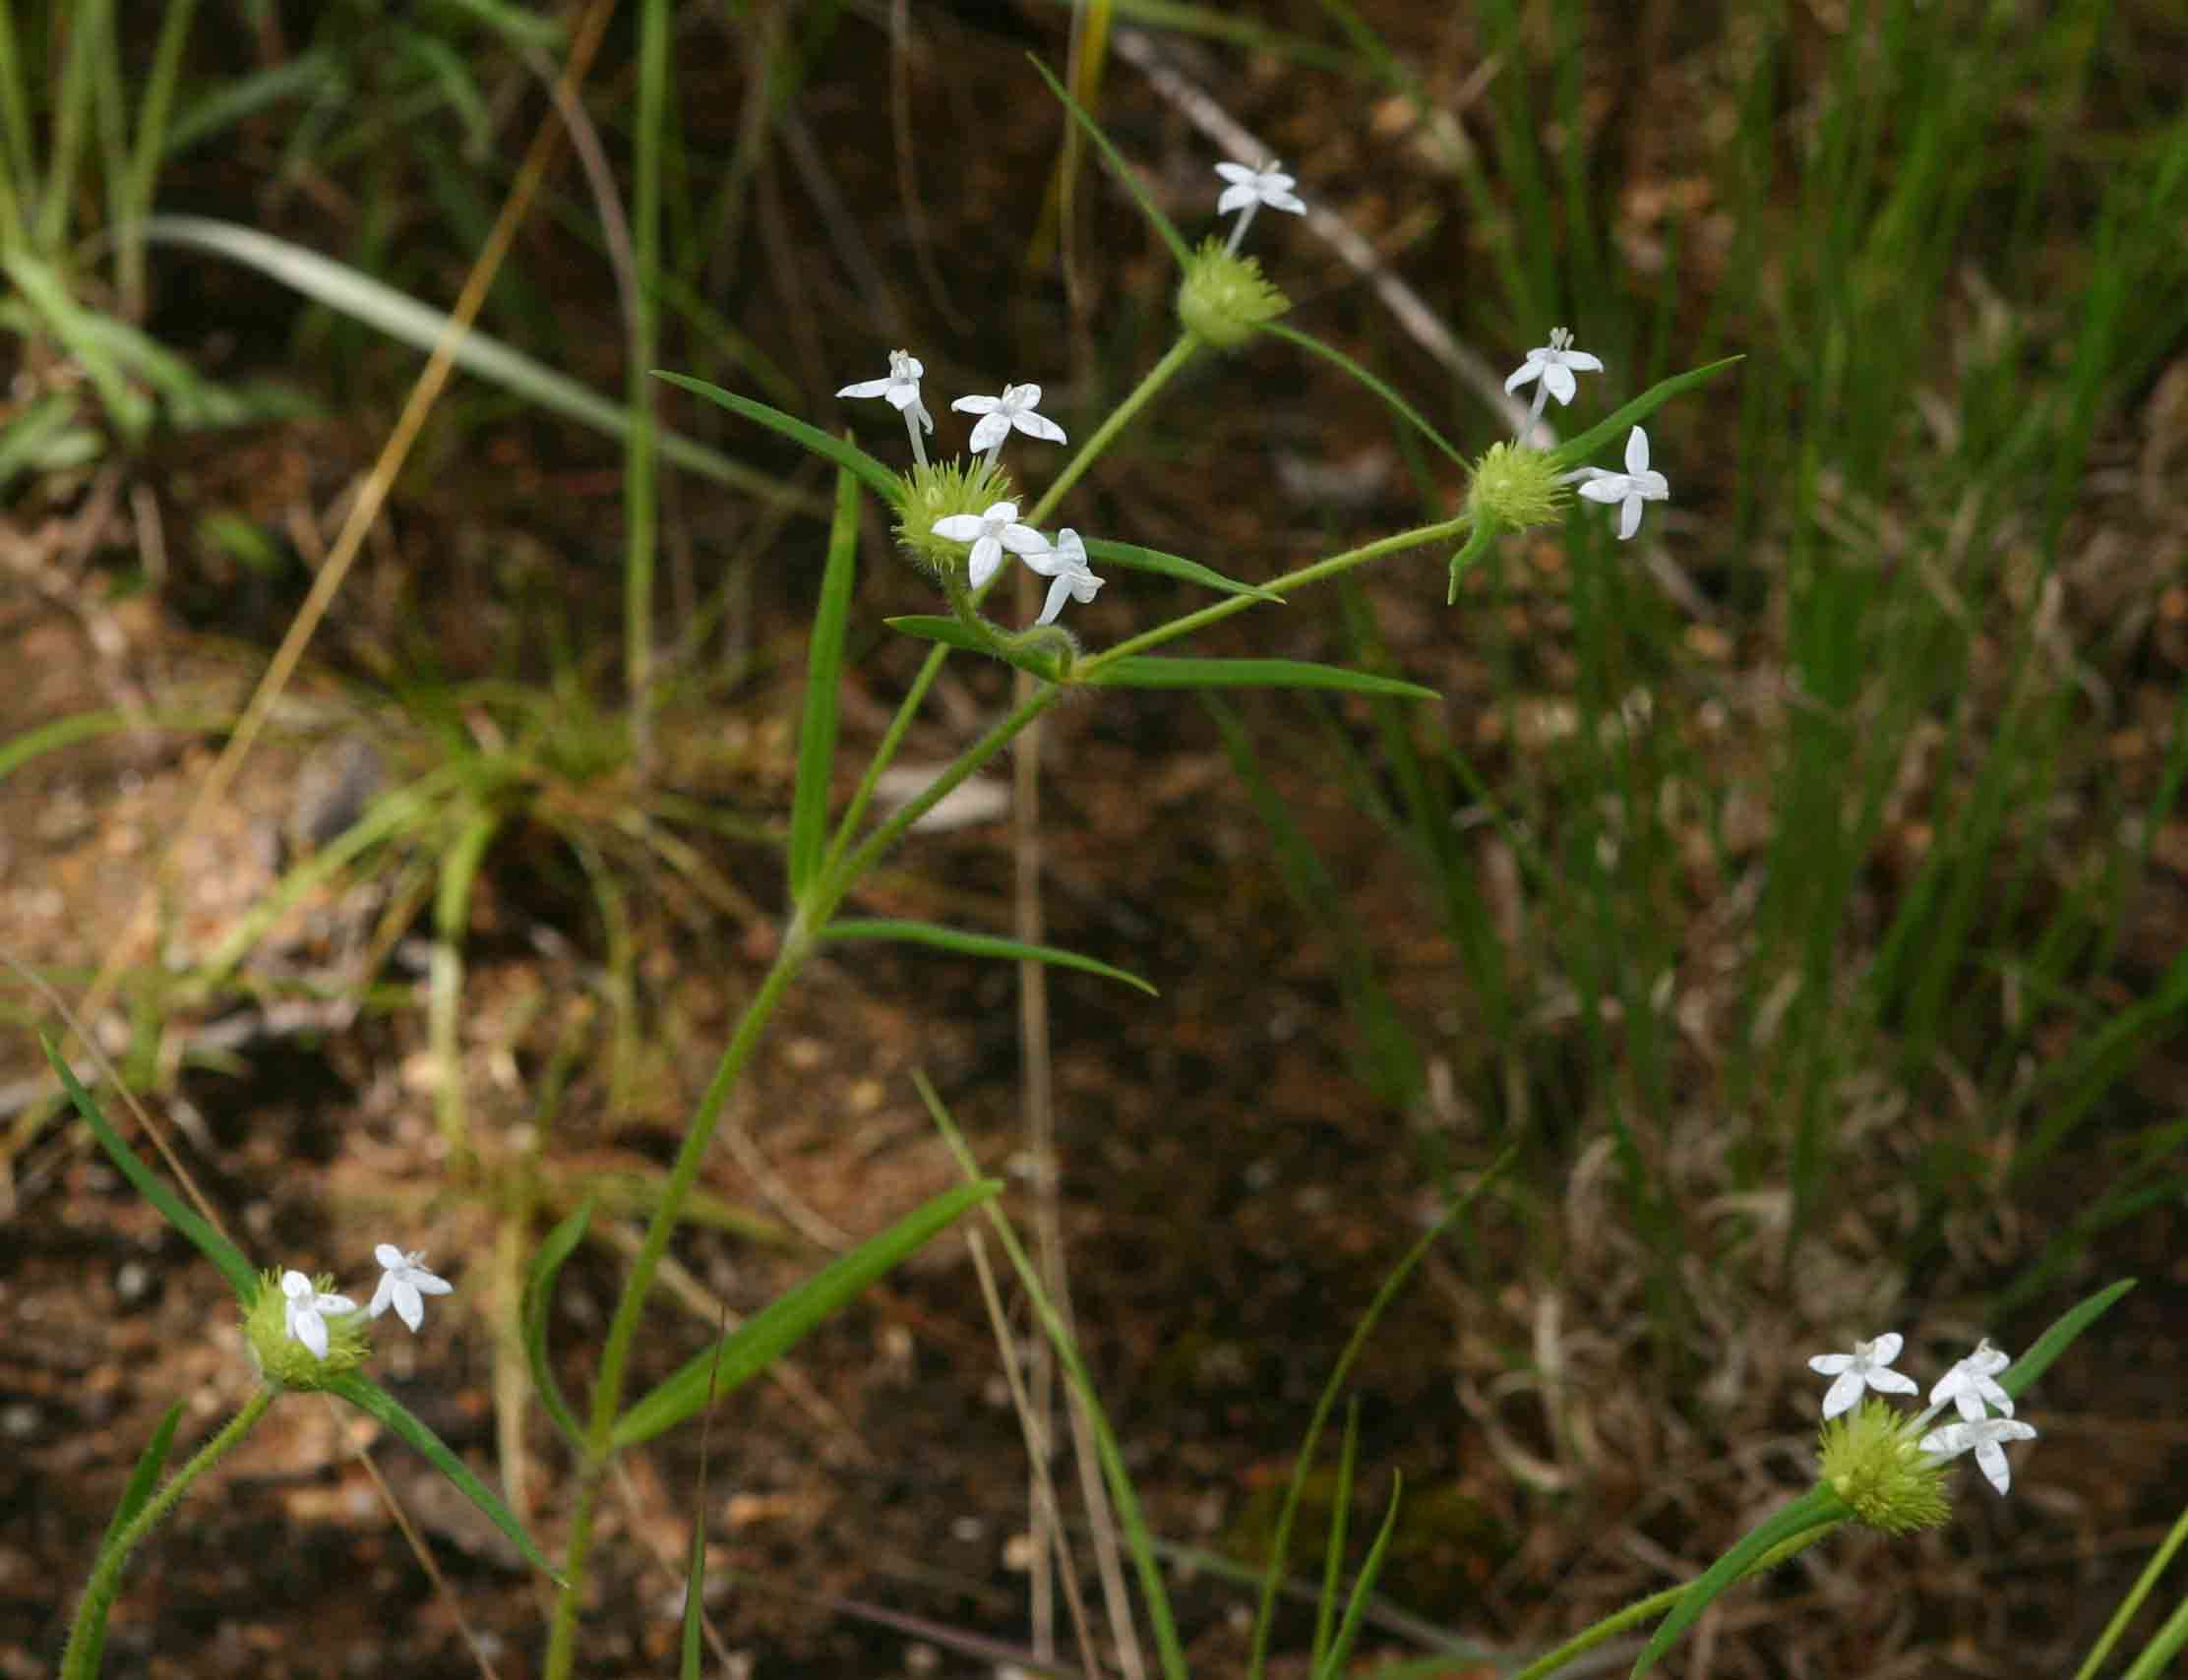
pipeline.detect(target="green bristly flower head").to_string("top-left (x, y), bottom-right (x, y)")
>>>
top-left (895, 458), bottom-right (1018, 582)
top-left (1178, 236), bottom-right (1290, 349)
top-left (1467, 441), bottom-right (1568, 534)
top-left (245, 1269), bottom-right (371, 1390)
top-left (1817, 1398), bottom-right (1953, 1534)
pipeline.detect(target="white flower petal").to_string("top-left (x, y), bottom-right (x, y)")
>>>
top-left (1625, 426), bottom-right (1652, 476)
top-left (967, 412), bottom-right (1010, 452)
top-left (836, 377), bottom-right (891, 399)
top-left (932, 513), bottom-right (987, 542)
top-left (1542, 362), bottom-right (1578, 406)
top-left (1214, 161), bottom-right (1257, 186)
top-left (968, 538), bottom-right (1003, 589)
top-left (1012, 410), bottom-right (1067, 445)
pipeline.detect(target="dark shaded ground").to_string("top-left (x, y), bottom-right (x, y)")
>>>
top-left (6, 2), bottom-right (2188, 1676)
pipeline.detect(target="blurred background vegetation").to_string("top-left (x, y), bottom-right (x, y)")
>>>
top-left (2, 0), bottom-right (2184, 1673)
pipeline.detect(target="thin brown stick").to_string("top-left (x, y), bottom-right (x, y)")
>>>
top-left (966, 1229), bottom-right (1107, 1680)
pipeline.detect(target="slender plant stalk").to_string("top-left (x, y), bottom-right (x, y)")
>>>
top-left (1027, 332), bottom-right (1200, 523)
top-left (0, 0), bottom-right (34, 232)
top-left (61, 1386), bottom-right (276, 1680)
top-left (117, 0), bottom-right (201, 317)
top-left (37, 0), bottom-right (114, 254)
top-left (625, 0), bottom-right (669, 771)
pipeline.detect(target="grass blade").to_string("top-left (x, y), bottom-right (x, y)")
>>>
top-left (1313, 1472), bottom-right (1402, 1680)
top-left (523, 1197), bottom-right (594, 1451)
top-left (790, 462), bottom-right (864, 901)
top-left (823, 917), bottom-right (1157, 996)
top-left (652, 371), bottom-right (905, 507)
top-left (1025, 53), bottom-right (1191, 268)
top-left (136, 216), bottom-right (820, 510)
top-left (327, 1372), bottom-right (564, 1583)
top-left (45, 1040), bottom-right (260, 1307)
top-left (612, 1180), bottom-right (999, 1451)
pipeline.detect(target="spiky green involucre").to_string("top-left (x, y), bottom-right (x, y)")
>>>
top-left (244, 1270), bottom-right (370, 1390)
top-left (1178, 237), bottom-right (1291, 349)
top-left (894, 458), bottom-right (1018, 582)
top-left (1817, 1399), bottom-right (1953, 1534)
top-left (1466, 442), bottom-right (1568, 534)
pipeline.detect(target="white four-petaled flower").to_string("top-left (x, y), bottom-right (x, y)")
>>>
top-left (951, 383), bottom-right (1066, 461)
top-left (1573, 426), bottom-right (1671, 541)
top-left (1024, 528), bottom-right (1105, 626)
top-left (837, 349), bottom-right (935, 466)
top-left (1930, 1340), bottom-right (2014, 1422)
top-left (369, 1244), bottom-right (453, 1333)
top-left (932, 501), bottom-right (1049, 589)
top-left (1215, 159), bottom-right (1307, 255)
top-left (281, 1269), bottom-right (357, 1360)
top-left (1809, 1331), bottom-right (1919, 1419)
top-left (1504, 327), bottom-right (1605, 412)
top-left (1919, 1415), bottom-right (2038, 1495)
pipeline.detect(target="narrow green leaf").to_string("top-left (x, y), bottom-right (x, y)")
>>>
top-left (1630, 1487), bottom-right (1849, 1676)
top-left (1025, 54), bottom-right (1192, 269)
top-left (884, 616), bottom-right (1064, 682)
top-left (1314, 1472), bottom-right (1403, 1680)
top-left (1265, 323), bottom-right (1471, 472)
top-left (612, 1180), bottom-right (999, 1451)
top-left (2000, 1278), bottom-right (2135, 1402)
top-left (652, 372), bottom-right (904, 507)
top-left (681, 1519), bottom-right (707, 1678)
top-left (137, 217), bottom-right (820, 511)
top-left (790, 462), bottom-right (863, 901)
top-left (326, 1372), bottom-right (564, 1583)
top-left (523, 1198), bottom-right (594, 1450)
top-left (5, 253), bottom-right (151, 440)
top-left (77, 1400), bottom-right (186, 1676)
top-left (1310, 1401), bottom-right (1363, 1671)
top-left (1549, 356), bottom-right (1744, 472)
top-left (1247, 1153), bottom-right (1513, 1680)
top-left (1089, 657), bottom-right (1439, 700)
top-left (45, 1041), bottom-right (259, 1306)
top-left (824, 917), bottom-right (1158, 996)
top-left (1080, 537), bottom-right (1285, 601)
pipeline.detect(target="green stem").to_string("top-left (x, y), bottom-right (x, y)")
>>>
top-left (625, 0), bottom-right (669, 771)
top-left (1027, 333), bottom-right (1200, 525)
top-left (1084, 513), bottom-right (1473, 672)
top-left (62, 1386), bottom-right (276, 1680)
top-left (1503, 1523), bottom-right (1833, 1680)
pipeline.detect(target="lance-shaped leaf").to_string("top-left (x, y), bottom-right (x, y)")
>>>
top-left (1025, 54), bottom-right (1191, 269)
top-left (1630, 1486), bottom-right (1850, 1675)
top-left (1080, 537), bottom-right (1284, 601)
top-left (327, 1372), bottom-right (564, 1583)
top-left (824, 918), bottom-right (1157, 996)
top-left (137, 218), bottom-right (816, 511)
top-left (653, 371), bottom-right (904, 507)
top-left (612, 1180), bottom-right (998, 1451)
top-left (1088, 657), bottom-right (1438, 700)
top-left (1999, 1277), bottom-right (2136, 1402)
top-left (523, 1198), bottom-right (595, 1451)
top-left (46, 1041), bottom-right (260, 1307)
top-left (790, 462), bottom-right (864, 900)
top-left (1549, 356), bottom-right (1743, 474)
top-left (76, 1401), bottom-right (186, 1676)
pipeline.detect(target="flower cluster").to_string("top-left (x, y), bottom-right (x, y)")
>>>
top-left (245, 1242), bottom-right (451, 1390)
top-left (1808, 1331), bottom-right (2038, 1528)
